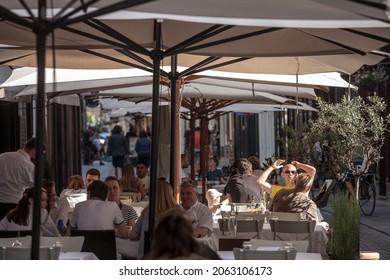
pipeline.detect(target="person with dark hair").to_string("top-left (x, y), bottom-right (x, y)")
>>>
top-left (0, 137), bottom-right (36, 219)
top-left (206, 156), bottom-right (224, 183)
top-left (42, 179), bottom-right (68, 226)
top-left (224, 158), bottom-right (263, 203)
top-left (136, 161), bottom-right (150, 195)
top-left (248, 155), bottom-right (263, 177)
top-left (146, 208), bottom-right (220, 260)
top-left (107, 125), bottom-right (130, 179)
top-left (85, 168), bottom-right (100, 187)
top-left (135, 130), bottom-right (151, 166)
top-left (270, 173), bottom-right (318, 221)
top-left (83, 126), bottom-right (104, 166)
top-left (0, 187), bottom-right (59, 236)
top-left (70, 180), bottom-right (128, 238)
top-left (105, 176), bottom-right (138, 227)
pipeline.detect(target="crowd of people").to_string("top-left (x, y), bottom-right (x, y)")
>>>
top-left (0, 130), bottom-right (332, 260)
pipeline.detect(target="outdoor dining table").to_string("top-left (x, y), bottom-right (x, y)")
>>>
top-left (59, 252), bottom-right (99, 260)
top-left (116, 238), bottom-right (140, 259)
top-left (217, 251), bottom-right (324, 260)
top-left (212, 214), bottom-right (328, 254)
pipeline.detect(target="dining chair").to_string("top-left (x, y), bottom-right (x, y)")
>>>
top-left (269, 219), bottom-right (316, 251)
top-left (70, 229), bottom-right (117, 260)
top-left (267, 212), bottom-right (301, 221)
top-left (249, 239), bottom-right (310, 252)
top-left (218, 216), bottom-right (265, 238)
top-left (40, 236), bottom-right (85, 252)
top-left (0, 230), bottom-right (33, 238)
top-left (236, 217), bottom-right (265, 238)
top-left (237, 212), bottom-right (265, 221)
top-left (0, 246), bottom-right (61, 260)
top-left (233, 247), bottom-right (295, 260)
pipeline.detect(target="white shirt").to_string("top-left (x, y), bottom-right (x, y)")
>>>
top-left (70, 198), bottom-right (124, 230)
top-left (185, 201), bottom-right (213, 236)
top-left (0, 150), bottom-right (34, 204)
top-left (138, 176), bottom-right (150, 194)
top-left (60, 189), bottom-right (87, 209)
top-left (0, 206), bottom-right (59, 237)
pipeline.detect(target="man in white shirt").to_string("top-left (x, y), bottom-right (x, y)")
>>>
top-left (0, 137), bottom-right (36, 219)
top-left (70, 180), bottom-right (128, 238)
top-left (180, 180), bottom-right (213, 238)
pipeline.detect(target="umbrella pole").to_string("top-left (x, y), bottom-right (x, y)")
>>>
top-left (145, 19), bottom-right (162, 257)
top-left (31, 0), bottom-right (48, 260)
top-left (169, 55), bottom-right (182, 202)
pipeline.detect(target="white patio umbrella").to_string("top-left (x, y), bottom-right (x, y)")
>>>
top-left (1, 0), bottom-right (388, 259)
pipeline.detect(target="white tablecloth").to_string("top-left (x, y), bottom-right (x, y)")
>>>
top-left (259, 223), bottom-right (328, 254)
top-left (212, 220), bottom-right (328, 254)
top-left (59, 252), bottom-right (99, 260)
top-left (115, 238), bottom-right (140, 259)
top-left (218, 251), bottom-right (323, 260)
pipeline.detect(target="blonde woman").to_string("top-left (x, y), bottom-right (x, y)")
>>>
top-left (60, 175), bottom-right (87, 209)
top-left (129, 180), bottom-right (180, 259)
top-left (120, 163), bottom-right (145, 200)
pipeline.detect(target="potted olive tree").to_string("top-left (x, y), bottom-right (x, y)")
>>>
top-left (306, 95), bottom-right (390, 259)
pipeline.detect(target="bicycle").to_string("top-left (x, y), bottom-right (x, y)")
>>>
top-left (313, 173), bottom-right (376, 216)
top-left (358, 173), bottom-right (376, 216)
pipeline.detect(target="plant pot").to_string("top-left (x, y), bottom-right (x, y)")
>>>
top-left (360, 251), bottom-right (380, 260)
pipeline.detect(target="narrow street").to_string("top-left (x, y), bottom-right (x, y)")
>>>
top-left (320, 187), bottom-right (390, 260)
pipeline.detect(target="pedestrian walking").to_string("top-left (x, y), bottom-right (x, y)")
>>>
top-left (107, 125), bottom-right (130, 179)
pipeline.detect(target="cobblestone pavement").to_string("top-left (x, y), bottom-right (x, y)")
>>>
top-left (319, 186), bottom-right (390, 260)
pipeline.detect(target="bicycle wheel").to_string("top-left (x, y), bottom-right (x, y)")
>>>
top-left (359, 180), bottom-right (376, 216)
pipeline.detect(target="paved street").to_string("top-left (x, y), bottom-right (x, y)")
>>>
top-left (82, 160), bottom-right (390, 259)
top-left (319, 186), bottom-right (390, 260)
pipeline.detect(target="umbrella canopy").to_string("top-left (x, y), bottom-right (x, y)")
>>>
top-left (0, 1), bottom-right (389, 74)
top-left (3, 67), bottom-right (353, 100)
top-left (1, 0), bottom-right (388, 259)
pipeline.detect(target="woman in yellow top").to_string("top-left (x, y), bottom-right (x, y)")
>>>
top-left (257, 159), bottom-right (316, 205)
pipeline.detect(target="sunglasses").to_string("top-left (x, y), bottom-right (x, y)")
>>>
top-left (284, 170), bottom-right (296, 174)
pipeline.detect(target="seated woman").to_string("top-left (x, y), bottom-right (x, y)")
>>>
top-left (121, 163), bottom-right (145, 200)
top-left (42, 179), bottom-right (69, 227)
top-left (60, 175), bottom-right (87, 209)
top-left (0, 187), bottom-right (59, 237)
top-left (129, 181), bottom-right (180, 259)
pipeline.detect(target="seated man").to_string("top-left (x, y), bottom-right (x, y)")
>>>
top-left (180, 180), bottom-right (213, 238)
top-left (70, 180), bottom-right (128, 238)
top-left (225, 158), bottom-right (262, 203)
top-left (257, 159), bottom-right (316, 207)
top-left (206, 157), bottom-right (224, 183)
top-left (270, 173), bottom-right (318, 222)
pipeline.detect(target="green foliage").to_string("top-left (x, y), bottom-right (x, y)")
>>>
top-left (331, 191), bottom-right (360, 260)
top-left (352, 65), bottom-right (389, 92)
top-left (276, 125), bottom-right (319, 164)
top-left (306, 95), bottom-right (390, 181)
